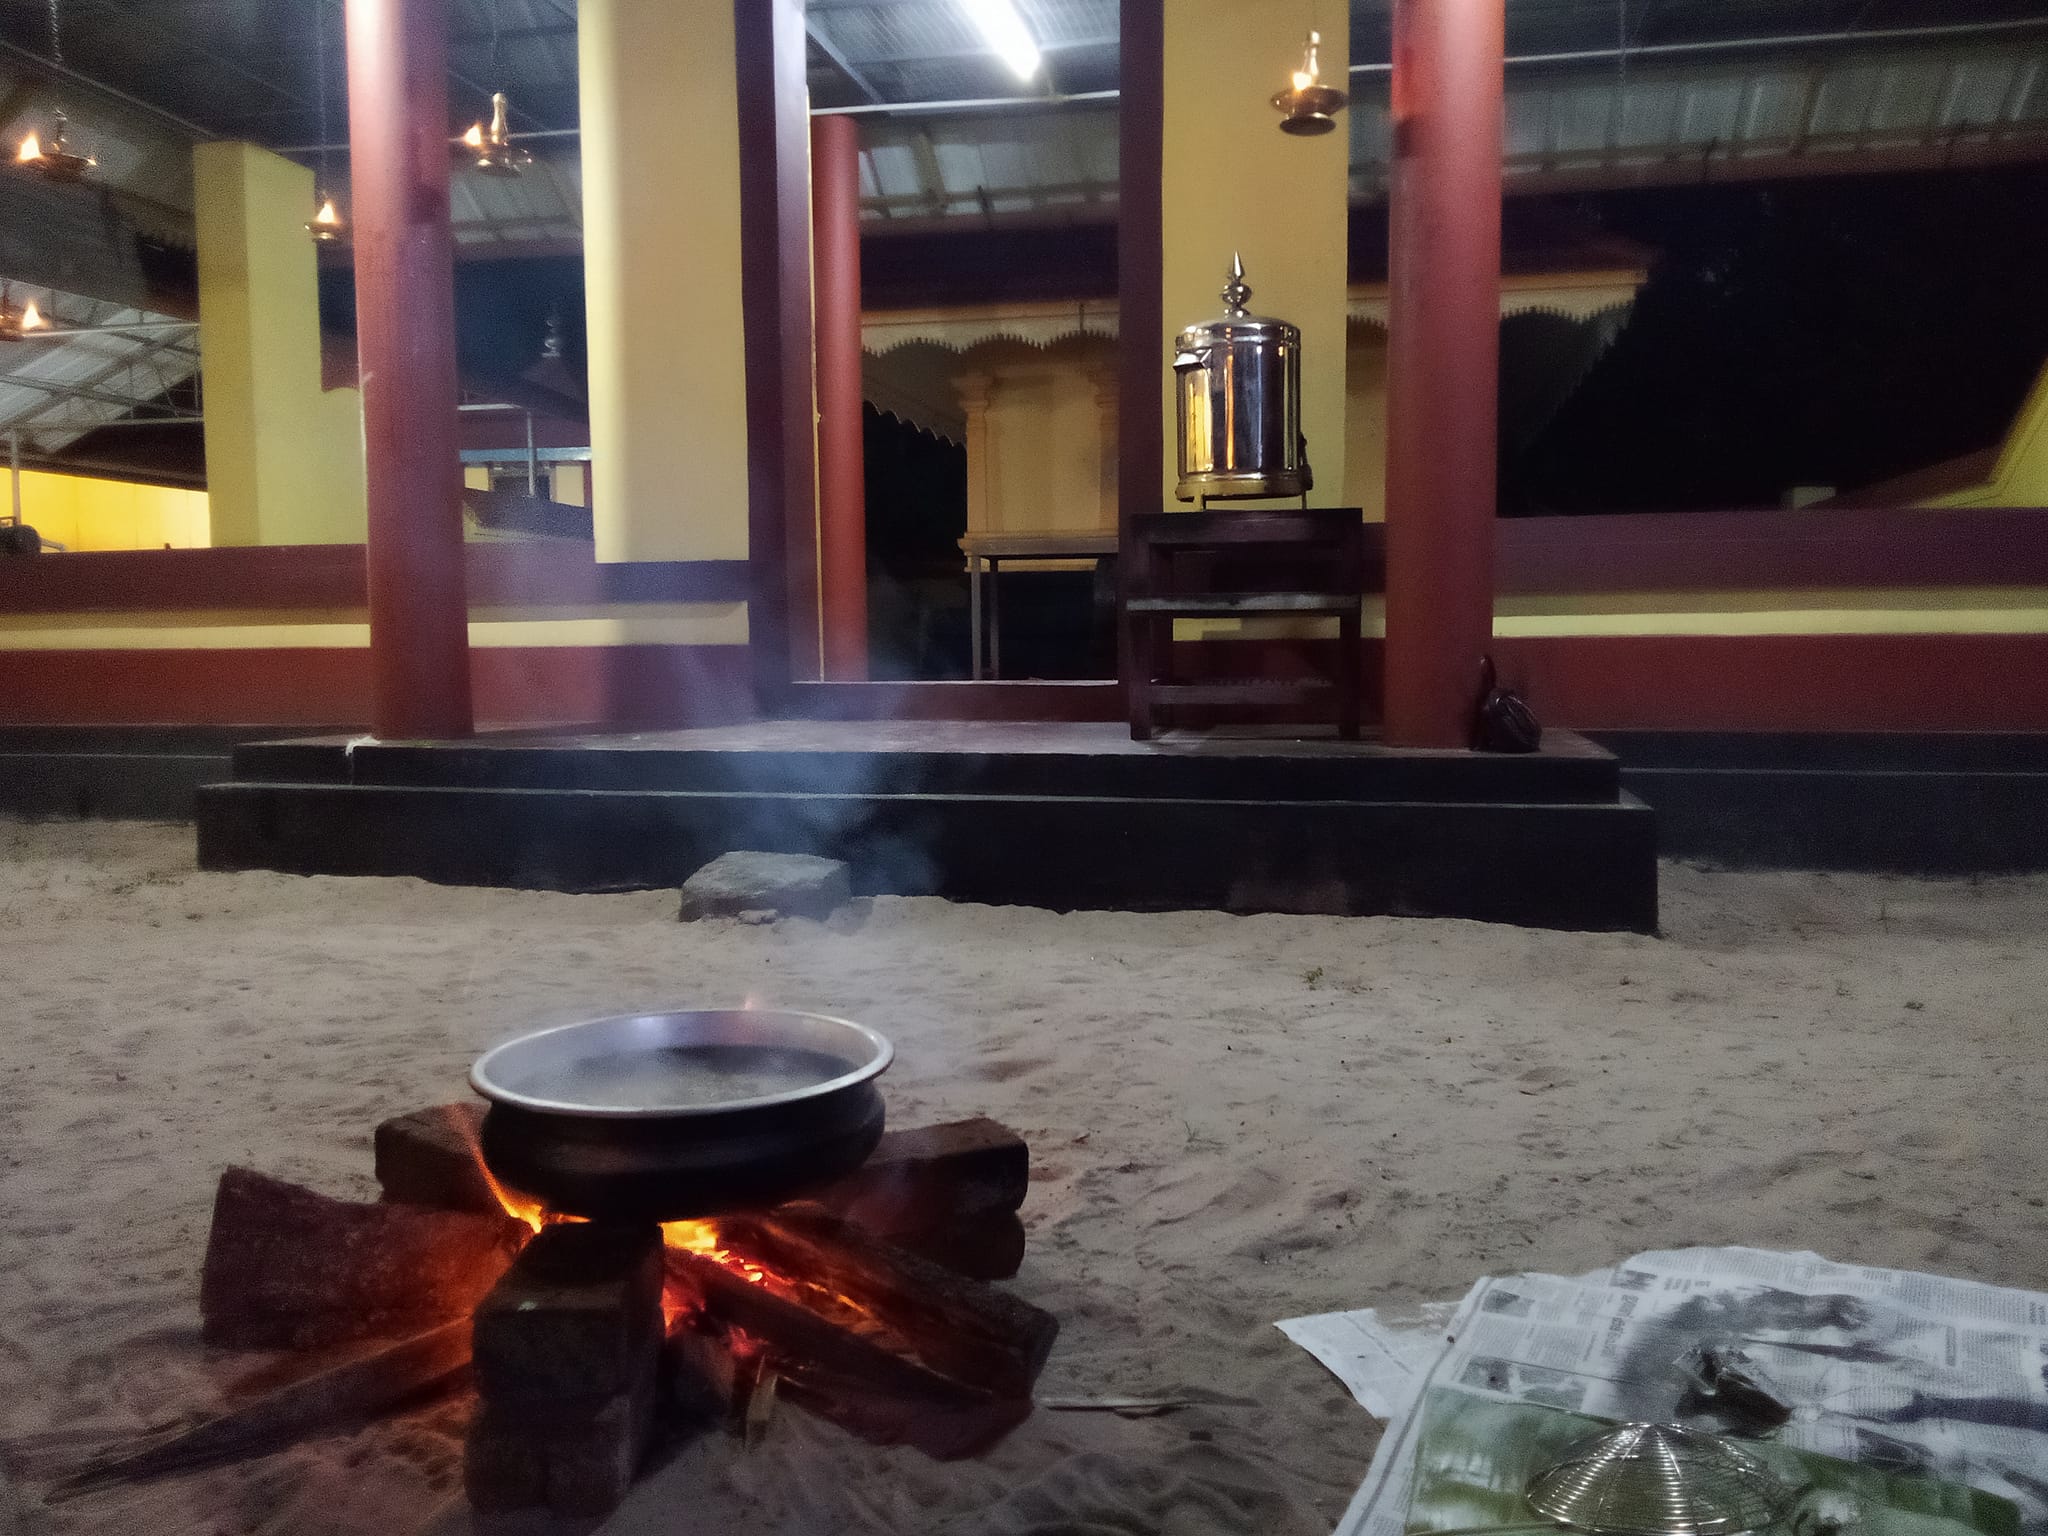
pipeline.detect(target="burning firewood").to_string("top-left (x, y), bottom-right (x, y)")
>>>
top-left (663, 1203), bottom-right (1058, 1459)
top-left (375, 1106), bottom-right (1033, 1277)
top-left (200, 1167), bottom-right (526, 1349)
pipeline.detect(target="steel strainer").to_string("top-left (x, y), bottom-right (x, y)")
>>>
top-left (1523, 1422), bottom-right (1795, 1536)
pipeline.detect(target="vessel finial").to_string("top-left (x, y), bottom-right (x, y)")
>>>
top-left (1221, 253), bottom-right (1250, 317)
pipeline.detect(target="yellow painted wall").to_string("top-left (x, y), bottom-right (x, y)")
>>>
top-left (1161, 0), bottom-right (1350, 508)
top-left (581, 0), bottom-right (753, 563)
top-left (9, 590), bottom-right (2042, 653)
top-left (193, 141), bottom-right (366, 546)
top-left (9, 469), bottom-right (210, 551)
top-left (554, 462), bottom-right (587, 508)
top-left (959, 341), bottom-right (1116, 540)
top-left (0, 602), bottom-right (748, 651)
top-left (1929, 358), bottom-right (2048, 507)
top-left (1342, 325), bottom-right (1390, 522)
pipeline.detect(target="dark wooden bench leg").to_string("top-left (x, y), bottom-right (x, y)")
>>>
top-left (1127, 537), bottom-right (1160, 741)
top-left (1130, 622), bottom-right (1156, 740)
top-left (1337, 607), bottom-right (1362, 740)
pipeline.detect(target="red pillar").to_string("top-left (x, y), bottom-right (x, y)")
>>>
top-left (810, 114), bottom-right (869, 681)
top-left (1381, 0), bottom-right (1504, 748)
top-left (345, 0), bottom-right (472, 739)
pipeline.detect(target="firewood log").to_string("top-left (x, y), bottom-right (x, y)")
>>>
top-left (663, 1202), bottom-right (1057, 1439)
top-left (799, 1117), bottom-right (1028, 1234)
top-left (200, 1167), bottom-right (525, 1349)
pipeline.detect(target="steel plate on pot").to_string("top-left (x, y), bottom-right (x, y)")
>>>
top-left (470, 1009), bottom-right (893, 1221)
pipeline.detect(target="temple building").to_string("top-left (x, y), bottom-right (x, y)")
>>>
top-left (1, 0), bottom-right (2045, 919)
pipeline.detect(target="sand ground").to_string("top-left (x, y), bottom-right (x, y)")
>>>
top-left (0, 818), bottom-right (2042, 1536)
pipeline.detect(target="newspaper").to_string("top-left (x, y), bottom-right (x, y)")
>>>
top-left (1279, 1247), bottom-right (2048, 1536)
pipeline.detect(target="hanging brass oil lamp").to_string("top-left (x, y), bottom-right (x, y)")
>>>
top-left (16, 110), bottom-right (95, 182)
top-left (462, 92), bottom-right (533, 176)
top-left (1272, 30), bottom-right (1348, 136)
top-left (0, 287), bottom-right (50, 340)
top-left (306, 191), bottom-right (348, 244)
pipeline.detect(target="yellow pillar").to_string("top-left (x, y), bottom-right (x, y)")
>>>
top-left (1160, 0), bottom-right (1351, 506)
top-left (581, 0), bottom-right (751, 563)
top-left (193, 141), bottom-right (366, 545)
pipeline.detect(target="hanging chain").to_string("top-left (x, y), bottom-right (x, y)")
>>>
top-left (1617, 0), bottom-right (1630, 98)
top-left (1608, 0), bottom-right (1629, 151)
top-left (47, 0), bottom-right (62, 67)
top-left (315, 0), bottom-right (330, 178)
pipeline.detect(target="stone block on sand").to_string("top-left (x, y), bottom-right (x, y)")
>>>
top-left (677, 852), bottom-right (851, 922)
top-left (472, 1223), bottom-right (665, 1405)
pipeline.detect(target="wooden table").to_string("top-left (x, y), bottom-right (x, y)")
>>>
top-left (1124, 508), bottom-right (1369, 740)
top-left (959, 529), bottom-right (1119, 681)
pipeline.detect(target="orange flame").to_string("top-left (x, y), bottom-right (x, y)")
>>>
top-left (446, 1105), bottom-right (546, 1233)
top-left (663, 1219), bottom-right (773, 1286)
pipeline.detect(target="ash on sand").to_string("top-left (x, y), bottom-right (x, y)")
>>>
top-left (3, 820), bottom-right (2045, 1535)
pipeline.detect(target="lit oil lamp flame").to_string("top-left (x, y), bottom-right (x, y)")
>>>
top-left (15, 113), bottom-right (96, 180)
top-left (461, 92), bottom-right (532, 176)
top-left (306, 193), bottom-right (346, 243)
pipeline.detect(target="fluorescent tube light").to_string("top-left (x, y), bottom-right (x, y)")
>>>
top-left (959, 0), bottom-right (1042, 81)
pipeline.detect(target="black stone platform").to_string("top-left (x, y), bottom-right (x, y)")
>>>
top-left (195, 720), bottom-right (1659, 932)
top-left (1592, 730), bottom-right (2048, 874)
top-left (0, 726), bottom-right (298, 820)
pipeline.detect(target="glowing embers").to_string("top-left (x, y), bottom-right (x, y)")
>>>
top-left (15, 110), bottom-right (94, 182)
top-left (1272, 29), bottom-right (1349, 136)
top-left (461, 92), bottom-right (533, 177)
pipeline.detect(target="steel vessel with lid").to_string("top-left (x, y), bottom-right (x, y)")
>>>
top-left (1172, 253), bottom-right (1312, 502)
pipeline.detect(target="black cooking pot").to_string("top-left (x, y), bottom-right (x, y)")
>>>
top-left (469, 1009), bottom-right (892, 1221)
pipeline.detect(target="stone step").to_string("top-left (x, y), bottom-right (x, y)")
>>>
top-left (230, 726), bottom-right (1623, 807)
top-left (196, 778), bottom-right (1658, 932)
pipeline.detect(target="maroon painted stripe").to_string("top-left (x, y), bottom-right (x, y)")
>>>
top-left (6, 505), bottom-right (2046, 619)
top-left (1495, 505), bottom-right (2048, 595)
top-left (0, 545), bottom-right (750, 614)
top-left (3, 635), bottom-right (2045, 731)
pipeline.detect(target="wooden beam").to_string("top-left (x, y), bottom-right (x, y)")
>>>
top-left (1114, 0), bottom-right (1165, 719)
top-left (734, 0), bottom-right (819, 705)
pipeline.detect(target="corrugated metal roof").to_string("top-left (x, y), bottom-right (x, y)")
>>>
top-left (444, 152), bottom-right (584, 247)
top-left (855, 33), bottom-right (2048, 226)
top-left (807, 0), bottom-right (1118, 107)
top-left (0, 1), bottom-right (2043, 248)
top-left (1348, 37), bottom-right (2048, 198)
top-left (0, 281), bottom-right (201, 455)
top-left (862, 106), bottom-right (1116, 222)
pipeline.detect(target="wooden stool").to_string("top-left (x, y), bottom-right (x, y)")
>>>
top-left (1124, 507), bottom-right (1367, 741)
